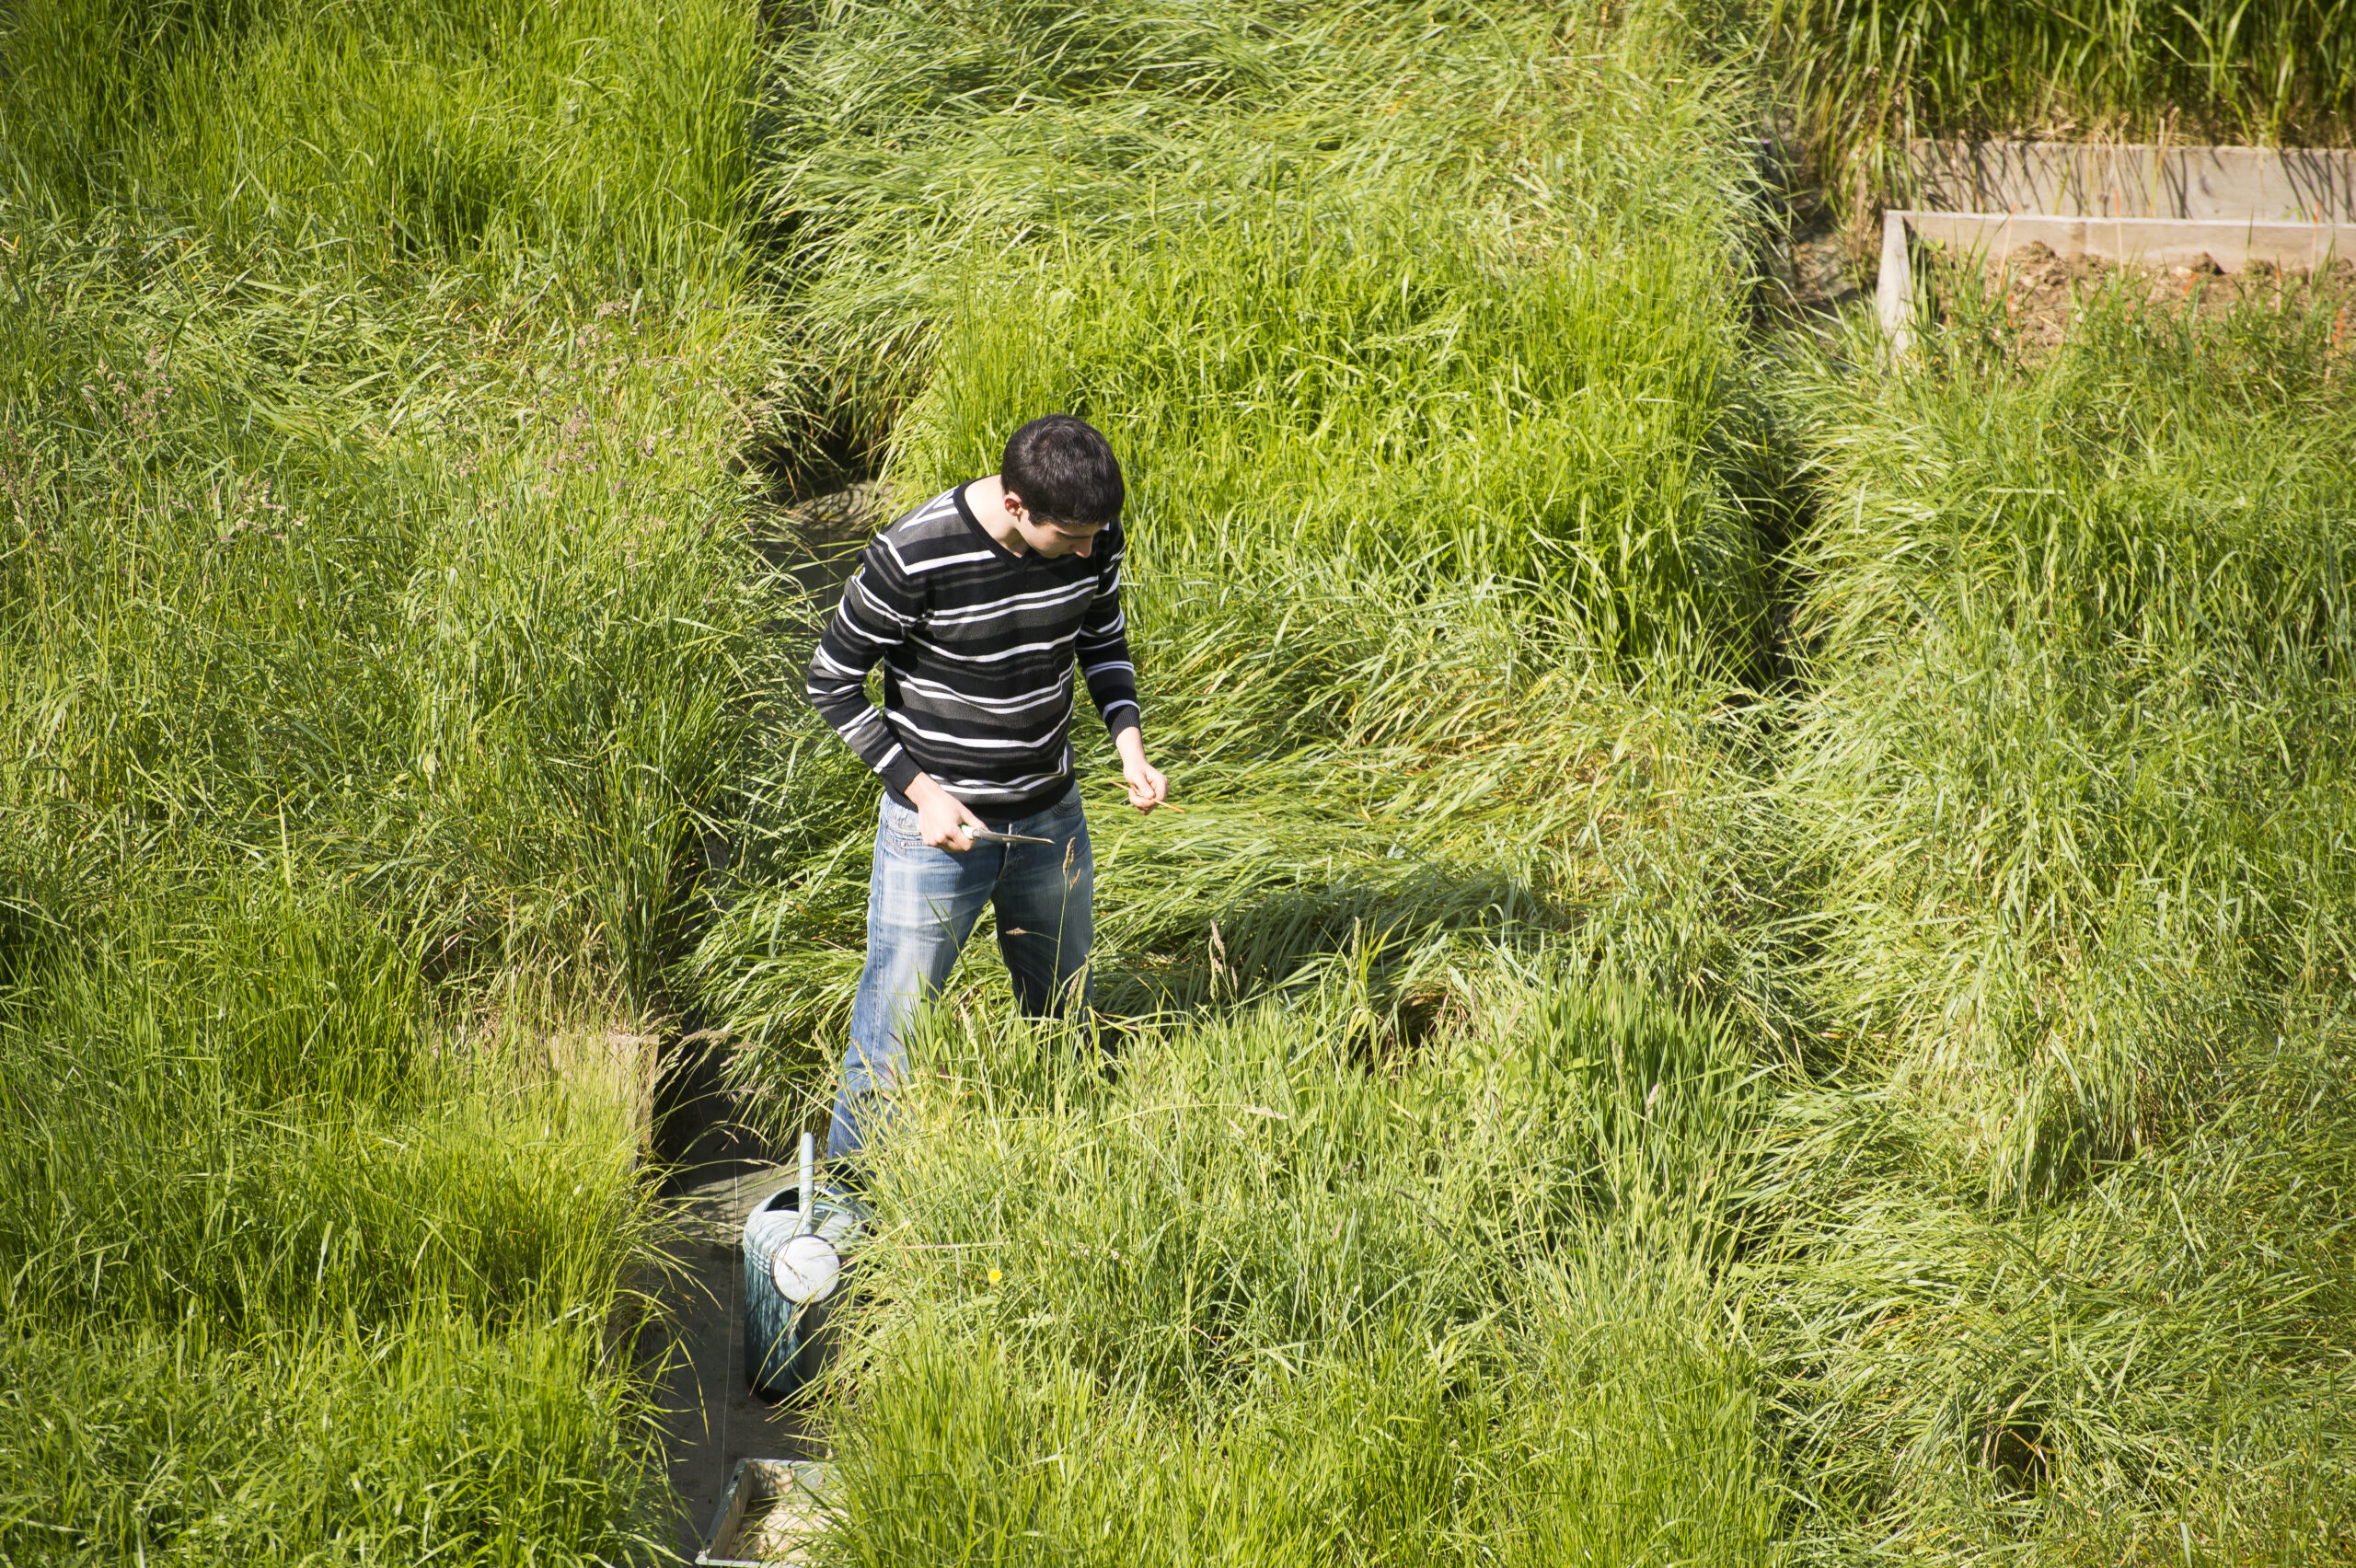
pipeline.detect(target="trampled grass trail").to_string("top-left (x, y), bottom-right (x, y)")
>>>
top-left (3, 0), bottom-right (2352, 1563)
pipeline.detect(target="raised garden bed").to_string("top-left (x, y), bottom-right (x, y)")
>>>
top-left (1877, 142), bottom-right (2356, 352)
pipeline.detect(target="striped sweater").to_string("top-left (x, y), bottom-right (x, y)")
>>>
top-left (805, 484), bottom-right (1141, 817)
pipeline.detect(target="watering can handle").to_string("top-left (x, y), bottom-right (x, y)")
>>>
top-left (798, 1132), bottom-right (817, 1237)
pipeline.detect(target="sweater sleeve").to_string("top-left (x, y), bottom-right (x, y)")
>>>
top-left (1076, 525), bottom-right (1141, 741)
top-left (805, 536), bottom-right (926, 795)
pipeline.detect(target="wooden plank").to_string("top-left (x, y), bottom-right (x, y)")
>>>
top-left (1906, 142), bottom-right (2356, 224)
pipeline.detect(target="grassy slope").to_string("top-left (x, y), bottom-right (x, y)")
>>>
top-left (0, 0), bottom-right (760, 1560)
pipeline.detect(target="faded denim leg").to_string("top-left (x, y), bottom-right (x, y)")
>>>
top-left (993, 789), bottom-right (1094, 1021)
top-left (828, 785), bottom-right (1095, 1162)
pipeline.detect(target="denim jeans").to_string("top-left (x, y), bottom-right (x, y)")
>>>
top-left (827, 783), bottom-right (1094, 1160)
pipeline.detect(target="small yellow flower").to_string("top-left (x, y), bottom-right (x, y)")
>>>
top-left (987, 1269), bottom-right (1003, 1285)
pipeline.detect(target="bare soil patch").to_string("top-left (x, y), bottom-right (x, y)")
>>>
top-left (1928, 243), bottom-right (2356, 363)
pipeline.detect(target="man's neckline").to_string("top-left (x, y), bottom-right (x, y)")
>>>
top-left (950, 478), bottom-right (1031, 564)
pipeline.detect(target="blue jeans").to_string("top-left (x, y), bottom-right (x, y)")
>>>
top-left (827, 784), bottom-right (1094, 1160)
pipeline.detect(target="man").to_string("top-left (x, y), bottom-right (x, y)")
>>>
top-left (805, 414), bottom-right (1168, 1164)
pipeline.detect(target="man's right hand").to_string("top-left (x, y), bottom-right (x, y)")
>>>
top-left (906, 774), bottom-right (989, 850)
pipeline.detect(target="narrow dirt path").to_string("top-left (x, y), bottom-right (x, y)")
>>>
top-left (650, 484), bottom-right (883, 1556)
top-left (650, 1042), bottom-right (823, 1557)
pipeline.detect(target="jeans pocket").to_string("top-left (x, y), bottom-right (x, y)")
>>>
top-left (1052, 791), bottom-right (1083, 819)
top-left (880, 799), bottom-right (922, 847)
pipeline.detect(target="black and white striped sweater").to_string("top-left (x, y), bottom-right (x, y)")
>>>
top-left (805, 484), bottom-right (1141, 818)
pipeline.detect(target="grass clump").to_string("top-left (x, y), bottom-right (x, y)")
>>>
top-left (1760, 286), bottom-right (2356, 1558)
top-left (825, 975), bottom-right (1778, 1567)
top-left (0, 0), bottom-right (768, 1556)
top-left (0, 865), bottom-right (671, 1562)
top-left (1784, 291), bottom-right (2356, 1200)
top-left (897, 210), bottom-right (1765, 659)
top-left (754, 0), bottom-right (1764, 475)
top-left (2, 1311), bottom-right (654, 1563)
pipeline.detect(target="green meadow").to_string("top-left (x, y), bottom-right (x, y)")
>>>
top-left (0, 0), bottom-right (761, 1560)
top-left (3, 1), bottom-right (2351, 1564)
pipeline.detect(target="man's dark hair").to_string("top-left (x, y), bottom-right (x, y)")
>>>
top-left (1002, 414), bottom-right (1124, 525)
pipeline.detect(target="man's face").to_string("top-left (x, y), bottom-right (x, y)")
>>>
top-left (1003, 493), bottom-right (1109, 559)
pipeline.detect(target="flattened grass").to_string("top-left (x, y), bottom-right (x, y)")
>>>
top-left (754, 0), bottom-right (1765, 477)
top-left (701, 0), bottom-right (1786, 1085)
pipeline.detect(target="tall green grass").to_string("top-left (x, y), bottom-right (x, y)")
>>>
top-left (754, 0), bottom-right (1765, 473)
top-left (2, 0), bottom-right (749, 279)
top-left (708, 5), bottom-right (2356, 1556)
top-left (1784, 285), bottom-right (2356, 1203)
top-left (825, 975), bottom-right (1778, 1567)
top-left (0, 222), bottom-right (757, 999)
top-left (898, 212), bottom-right (1764, 656)
top-left (1761, 284), bottom-right (2356, 1557)
top-left (701, 5), bottom-right (1805, 1563)
top-left (701, 0), bottom-right (1788, 1076)
top-left (5, 1311), bottom-right (654, 1562)
top-left (14, 0), bottom-right (2350, 1559)
top-left (0, 861), bottom-right (676, 1562)
top-left (1766, 0), bottom-right (2356, 234)
top-left (0, 0), bottom-right (766, 1557)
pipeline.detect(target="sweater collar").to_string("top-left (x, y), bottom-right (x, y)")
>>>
top-left (950, 480), bottom-right (1029, 567)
